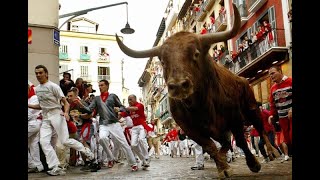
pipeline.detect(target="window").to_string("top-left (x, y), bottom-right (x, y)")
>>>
top-left (80, 66), bottom-right (89, 77)
top-left (98, 66), bottom-right (110, 81)
top-left (99, 47), bottom-right (110, 61)
top-left (80, 46), bottom-right (89, 54)
top-left (71, 25), bottom-right (79, 32)
top-left (59, 45), bottom-right (68, 53)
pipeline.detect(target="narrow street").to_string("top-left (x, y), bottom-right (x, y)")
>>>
top-left (28, 155), bottom-right (292, 179)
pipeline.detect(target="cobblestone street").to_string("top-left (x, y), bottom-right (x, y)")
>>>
top-left (28, 155), bottom-right (292, 179)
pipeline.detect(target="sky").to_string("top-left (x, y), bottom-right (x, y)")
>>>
top-left (59, 0), bottom-right (169, 98)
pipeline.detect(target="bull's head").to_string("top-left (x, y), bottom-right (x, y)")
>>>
top-left (116, 4), bottom-right (241, 100)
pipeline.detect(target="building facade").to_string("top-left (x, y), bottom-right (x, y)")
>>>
top-left (28, 0), bottom-right (60, 84)
top-left (59, 17), bottom-right (126, 100)
top-left (138, 0), bottom-right (292, 129)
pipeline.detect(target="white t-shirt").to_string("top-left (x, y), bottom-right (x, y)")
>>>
top-left (28, 95), bottom-right (41, 121)
top-left (35, 80), bottom-right (65, 112)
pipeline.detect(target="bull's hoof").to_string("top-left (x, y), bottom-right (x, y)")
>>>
top-left (246, 156), bottom-right (261, 173)
top-left (268, 153), bottom-right (275, 161)
top-left (218, 167), bottom-right (233, 179)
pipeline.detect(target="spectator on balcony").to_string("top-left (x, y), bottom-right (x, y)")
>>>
top-left (237, 43), bottom-right (244, 54)
top-left (251, 32), bottom-right (257, 44)
top-left (256, 26), bottom-right (265, 41)
top-left (244, 36), bottom-right (252, 47)
top-left (263, 20), bottom-right (274, 47)
top-left (231, 50), bottom-right (238, 60)
top-left (193, 4), bottom-right (200, 13)
top-left (242, 39), bottom-right (249, 51)
top-left (60, 72), bottom-right (76, 96)
top-left (209, 16), bottom-right (215, 32)
top-left (219, 6), bottom-right (226, 21)
top-left (200, 23), bottom-right (208, 35)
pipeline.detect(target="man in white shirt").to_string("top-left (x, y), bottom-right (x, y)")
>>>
top-left (28, 65), bottom-right (98, 176)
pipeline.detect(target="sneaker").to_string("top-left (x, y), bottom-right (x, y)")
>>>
top-left (143, 159), bottom-right (150, 168)
top-left (28, 167), bottom-right (40, 173)
top-left (281, 155), bottom-right (290, 163)
top-left (261, 157), bottom-right (270, 163)
top-left (191, 164), bottom-right (204, 170)
top-left (107, 160), bottom-right (114, 168)
top-left (131, 165), bottom-right (138, 171)
top-left (155, 155), bottom-right (160, 159)
top-left (46, 166), bottom-right (66, 176)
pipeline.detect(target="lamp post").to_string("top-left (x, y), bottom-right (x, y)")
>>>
top-left (59, 1), bottom-right (135, 34)
top-left (121, 3), bottom-right (135, 34)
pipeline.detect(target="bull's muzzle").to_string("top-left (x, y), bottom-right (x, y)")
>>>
top-left (167, 78), bottom-right (193, 99)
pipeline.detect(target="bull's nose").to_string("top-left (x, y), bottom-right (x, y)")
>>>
top-left (168, 79), bottom-right (191, 91)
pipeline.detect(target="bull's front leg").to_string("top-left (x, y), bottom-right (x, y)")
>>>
top-left (193, 137), bottom-right (231, 179)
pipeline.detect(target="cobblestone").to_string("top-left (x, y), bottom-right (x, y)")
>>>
top-left (28, 155), bottom-right (292, 179)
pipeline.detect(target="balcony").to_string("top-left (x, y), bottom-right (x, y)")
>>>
top-left (228, 29), bottom-right (289, 82)
top-left (237, 4), bottom-right (248, 27)
top-left (195, 3), bottom-right (207, 22)
top-left (80, 53), bottom-right (90, 61)
top-left (204, 0), bottom-right (216, 11)
top-left (59, 52), bottom-right (69, 60)
top-left (97, 75), bottom-right (110, 81)
top-left (248, 0), bottom-right (267, 14)
top-left (183, 11), bottom-right (197, 30)
top-left (97, 54), bottom-right (110, 63)
top-left (214, 13), bottom-right (227, 32)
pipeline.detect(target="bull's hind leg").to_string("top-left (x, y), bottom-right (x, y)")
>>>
top-left (247, 108), bottom-right (277, 161)
top-left (231, 125), bottom-right (261, 173)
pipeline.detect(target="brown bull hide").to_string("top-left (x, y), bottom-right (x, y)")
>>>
top-left (116, 3), bottom-right (276, 178)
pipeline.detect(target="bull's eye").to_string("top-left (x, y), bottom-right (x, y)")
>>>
top-left (193, 49), bottom-right (200, 60)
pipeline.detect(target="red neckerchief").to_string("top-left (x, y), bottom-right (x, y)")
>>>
top-left (100, 92), bottom-right (109, 102)
top-left (28, 85), bottom-right (36, 99)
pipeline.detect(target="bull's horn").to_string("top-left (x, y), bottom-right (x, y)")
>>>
top-left (115, 34), bottom-right (161, 58)
top-left (199, 3), bottom-right (241, 46)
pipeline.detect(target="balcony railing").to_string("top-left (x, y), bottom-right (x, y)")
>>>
top-left (248, 0), bottom-right (267, 14)
top-left (59, 52), bottom-right (69, 60)
top-left (97, 54), bottom-right (110, 62)
top-left (97, 75), bottom-right (110, 81)
top-left (225, 28), bottom-right (286, 74)
top-left (214, 13), bottom-right (227, 32)
top-left (80, 54), bottom-right (90, 61)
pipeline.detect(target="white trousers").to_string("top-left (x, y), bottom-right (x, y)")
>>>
top-left (192, 142), bottom-right (204, 166)
top-left (131, 125), bottom-right (149, 162)
top-left (169, 141), bottom-right (179, 156)
top-left (99, 123), bottom-right (136, 166)
top-left (40, 109), bottom-right (90, 169)
top-left (28, 120), bottom-right (43, 170)
top-left (178, 139), bottom-right (189, 156)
